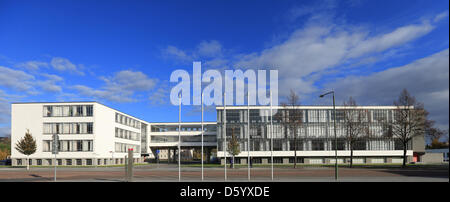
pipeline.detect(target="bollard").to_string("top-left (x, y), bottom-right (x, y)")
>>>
top-left (124, 155), bottom-right (128, 181)
top-left (127, 148), bottom-right (134, 182)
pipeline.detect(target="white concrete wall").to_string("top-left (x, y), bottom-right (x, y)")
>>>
top-left (11, 102), bottom-right (96, 159)
top-left (11, 102), bottom-right (144, 161)
top-left (216, 150), bottom-right (414, 157)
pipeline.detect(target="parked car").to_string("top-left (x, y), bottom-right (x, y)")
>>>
top-left (0, 159), bottom-right (11, 165)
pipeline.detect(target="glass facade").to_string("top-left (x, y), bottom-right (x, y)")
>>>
top-left (216, 107), bottom-right (411, 152)
top-left (115, 127), bottom-right (140, 141)
top-left (43, 140), bottom-right (93, 152)
top-left (115, 113), bottom-right (141, 129)
top-left (43, 105), bottom-right (93, 117)
top-left (43, 122), bottom-right (93, 134)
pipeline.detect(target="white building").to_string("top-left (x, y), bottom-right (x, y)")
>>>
top-left (11, 102), bottom-right (145, 166)
top-left (216, 105), bottom-right (425, 165)
top-left (10, 102), bottom-right (426, 166)
top-left (147, 122), bottom-right (217, 162)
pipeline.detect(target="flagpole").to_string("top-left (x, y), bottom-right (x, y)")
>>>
top-left (223, 92), bottom-right (227, 181)
top-left (201, 92), bottom-right (204, 181)
top-left (247, 93), bottom-right (250, 181)
top-left (270, 91), bottom-right (274, 181)
top-left (178, 93), bottom-right (181, 182)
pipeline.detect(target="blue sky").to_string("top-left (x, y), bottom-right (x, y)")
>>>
top-left (0, 0), bottom-right (449, 136)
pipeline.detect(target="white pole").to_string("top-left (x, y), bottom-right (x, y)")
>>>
top-left (178, 93), bottom-right (181, 182)
top-left (270, 91), bottom-right (274, 181)
top-left (247, 93), bottom-right (250, 181)
top-left (223, 92), bottom-right (227, 181)
top-left (201, 92), bottom-right (204, 181)
top-left (54, 151), bottom-right (57, 182)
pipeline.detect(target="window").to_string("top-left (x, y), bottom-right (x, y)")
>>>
top-left (290, 140), bottom-right (303, 151)
top-left (312, 140), bottom-right (325, 151)
top-left (17, 159), bottom-right (22, 165)
top-left (44, 122), bottom-right (93, 134)
top-left (36, 159), bottom-right (42, 165)
top-left (87, 123), bottom-right (93, 134)
top-left (66, 159), bottom-right (72, 165)
top-left (57, 159), bottom-right (62, 165)
top-left (76, 159), bottom-right (82, 165)
top-left (86, 159), bottom-right (92, 165)
top-left (87, 141), bottom-right (93, 151)
top-left (332, 139), bottom-right (346, 150)
top-left (84, 105), bottom-right (91, 116)
top-left (76, 106), bottom-right (83, 116)
top-left (44, 105), bottom-right (93, 117)
top-left (44, 106), bottom-right (52, 117)
top-left (76, 140), bottom-right (83, 151)
top-left (273, 139), bottom-right (283, 151)
top-left (29, 159), bottom-right (32, 165)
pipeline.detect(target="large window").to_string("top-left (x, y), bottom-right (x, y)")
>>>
top-left (115, 113), bottom-right (141, 129)
top-left (115, 127), bottom-right (140, 141)
top-left (312, 139), bottom-right (325, 151)
top-left (43, 122), bottom-right (93, 134)
top-left (114, 142), bottom-right (140, 153)
top-left (43, 140), bottom-right (93, 152)
top-left (43, 105), bottom-right (93, 117)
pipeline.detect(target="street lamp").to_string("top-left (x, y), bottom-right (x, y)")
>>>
top-left (319, 90), bottom-right (338, 181)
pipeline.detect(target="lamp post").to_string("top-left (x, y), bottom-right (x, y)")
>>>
top-left (319, 90), bottom-right (338, 181)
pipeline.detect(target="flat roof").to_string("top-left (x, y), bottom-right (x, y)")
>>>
top-left (215, 105), bottom-right (406, 110)
top-left (12, 101), bottom-right (149, 123)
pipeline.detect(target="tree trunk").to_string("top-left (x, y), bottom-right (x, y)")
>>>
top-left (231, 156), bottom-right (234, 168)
top-left (27, 156), bottom-right (29, 170)
top-left (294, 133), bottom-right (297, 169)
top-left (206, 148), bottom-right (210, 164)
top-left (402, 143), bottom-right (407, 168)
top-left (350, 143), bottom-right (354, 168)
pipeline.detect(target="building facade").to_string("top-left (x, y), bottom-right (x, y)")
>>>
top-left (11, 102), bottom-right (144, 166)
top-left (216, 106), bottom-right (425, 165)
top-left (10, 102), bottom-right (425, 166)
top-left (147, 122), bottom-right (217, 162)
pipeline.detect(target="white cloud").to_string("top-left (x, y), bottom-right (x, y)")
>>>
top-left (74, 70), bottom-right (158, 103)
top-left (0, 126), bottom-right (10, 137)
top-left (162, 45), bottom-right (192, 62)
top-left (0, 66), bottom-right (35, 93)
top-left (15, 61), bottom-right (48, 70)
top-left (161, 11), bottom-right (443, 100)
top-left (326, 49), bottom-right (449, 129)
top-left (149, 81), bottom-right (169, 105)
top-left (233, 13), bottom-right (441, 97)
top-left (196, 40), bottom-right (223, 58)
top-left (36, 73), bottom-right (64, 93)
top-left (163, 40), bottom-right (225, 63)
top-left (0, 90), bottom-right (11, 124)
top-left (433, 10), bottom-right (449, 23)
top-left (346, 22), bottom-right (434, 59)
top-left (51, 57), bottom-right (84, 75)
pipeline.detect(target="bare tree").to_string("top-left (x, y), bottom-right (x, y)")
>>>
top-left (342, 97), bottom-right (369, 167)
top-left (426, 126), bottom-right (449, 149)
top-left (390, 89), bottom-right (429, 168)
top-left (276, 90), bottom-right (303, 168)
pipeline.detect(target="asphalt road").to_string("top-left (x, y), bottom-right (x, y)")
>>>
top-left (0, 164), bottom-right (448, 182)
